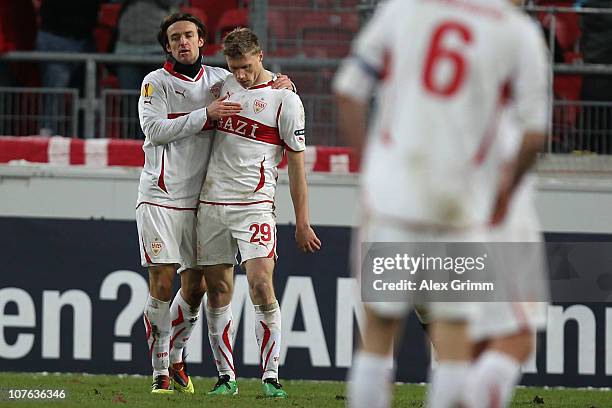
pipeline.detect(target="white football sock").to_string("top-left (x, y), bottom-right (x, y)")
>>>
top-left (206, 303), bottom-right (236, 380)
top-left (348, 351), bottom-right (395, 408)
top-left (168, 290), bottom-right (201, 365)
top-left (254, 301), bottom-right (281, 381)
top-left (461, 351), bottom-right (521, 408)
top-left (427, 361), bottom-right (470, 408)
top-left (143, 295), bottom-right (171, 377)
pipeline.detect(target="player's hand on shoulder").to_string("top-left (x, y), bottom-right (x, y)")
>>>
top-left (206, 95), bottom-right (242, 120)
top-left (271, 74), bottom-right (295, 91)
top-left (295, 225), bottom-right (321, 253)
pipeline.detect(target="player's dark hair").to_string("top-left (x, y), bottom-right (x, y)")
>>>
top-left (158, 12), bottom-right (207, 54)
top-left (223, 28), bottom-right (262, 58)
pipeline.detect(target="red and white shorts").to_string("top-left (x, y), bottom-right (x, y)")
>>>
top-left (196, 203), bottom-right (277, 266)
top-left (136, 203), bottom-right (197, 273)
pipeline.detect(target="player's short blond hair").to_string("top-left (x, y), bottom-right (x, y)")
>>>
top-left (222, 28), bottom-right (262, 58)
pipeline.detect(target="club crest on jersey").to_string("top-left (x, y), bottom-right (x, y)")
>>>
top-left (254, 98), bottom-right (267, 114)
top-left (209, 82), bottom-right (222, 98)
top-left (141, 83), bottom-right (154, 97)
top-left (151, 238), bottom-right (163, 256)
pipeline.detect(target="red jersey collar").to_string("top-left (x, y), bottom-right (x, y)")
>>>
top-left (248, 79), bottom-right (275, 90)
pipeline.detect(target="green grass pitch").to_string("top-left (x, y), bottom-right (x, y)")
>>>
top-left (0, 373), bottom-right (609, 407)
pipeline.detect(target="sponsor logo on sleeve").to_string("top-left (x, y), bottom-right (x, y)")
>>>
top-left (254, 98), bottom-right (268, 114)
top-left (142, 83), bottom-right (154, 97)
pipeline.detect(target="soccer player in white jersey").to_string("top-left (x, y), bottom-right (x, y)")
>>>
top-left (136, 13), bottom-right (291, 394)
top-left (333, 0), bottom-right (548, 407)
top-left (196, 28), bottom-right (321, 398)
top-left (460, 109), bottom-right (549, 408)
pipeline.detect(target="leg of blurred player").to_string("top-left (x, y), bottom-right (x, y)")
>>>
top-left (245, 257), bottom-right (287, 398)
top-left (347, 308), bottom-right (397, 408)
top-left (144, 265), bottom-right (175, 394)
top-left (203, 264), bottom-right (238, 396)
top-left (167, 268), bottom-right (206, 394)
top-left (461, 328), bottom-right (534, 408)
top-left (427, 320), bottom-right (473, 408)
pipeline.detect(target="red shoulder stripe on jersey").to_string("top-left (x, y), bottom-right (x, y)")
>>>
top-left (473, 80), bottom-right (510, 166)
top-left (275, 103), bottom-right (282, 126)
top-left (163, 60), bottom-right (204, 82)
top-left (199, 200), bottom-right (274, 206)
top-left (380, 48), bottom-right (392, 81)
top-left (254, 157), bottom-right (266, 193)
top-left (158, 148), bottom-right (168, 193)
top-left (167, 112), bottom-right (215, 130)
top-left (167, 113), bottom-right (188, 119)
top-left (136, 202), bottom-right (198, 211)
top-left (217, 115), bottom-right (282, 146)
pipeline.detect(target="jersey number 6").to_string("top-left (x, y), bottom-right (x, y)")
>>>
top-left (422, 21), bottom-right (473, 97)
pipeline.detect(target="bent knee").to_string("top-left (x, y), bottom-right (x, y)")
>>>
top-left (491, 329), bottom-right (534, 363)
top-left (250, 280), bottom-right (273, 298)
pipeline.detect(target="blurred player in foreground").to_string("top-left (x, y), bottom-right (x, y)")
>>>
top-left (334, 0), bottom-right (548, 407)
top-left (196, 28), bottom-right (321, 398)
top-left (136, 13), bottom-right (291, 394)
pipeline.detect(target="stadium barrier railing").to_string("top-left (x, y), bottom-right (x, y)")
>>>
top-left (0, 52), bottom-right (340, 143)
top-left (0, 87), bottom-right (78, 137)
top-left (551, 100), bottom-right (612, 154)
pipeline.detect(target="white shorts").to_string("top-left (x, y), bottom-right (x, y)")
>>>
top-left (136, 203), bottom-right (197, 273)
top-left (354, 213), bottom-right (487, 321)
top-left (197, 203), bottom-right (277, 266)
top-left (414, 216), bottom-right (548, 340)
top-left (469, 301), bottom-right (547, 341)
top-left (467, 208), bottom-right (548, 340)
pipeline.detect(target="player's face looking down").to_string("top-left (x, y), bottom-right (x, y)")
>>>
top-left (226, 51), bottom-right (265, 88)
top-left (165, 21), bottom-right (204, 65)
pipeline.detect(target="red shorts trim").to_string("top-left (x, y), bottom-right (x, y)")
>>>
top-left (136, 201), bottom-right (197, 211)
top-left (199, 200), bottom-right (274, 206)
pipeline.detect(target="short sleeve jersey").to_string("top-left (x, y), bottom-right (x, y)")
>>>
top-left (200, 74), bottom-right (306, 205)
top-left (137, 61), bottom-right (230, 209)
top-left (333, 0), bottom-right (549, 228)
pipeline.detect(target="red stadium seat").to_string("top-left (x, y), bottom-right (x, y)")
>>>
top-left (203, 42), bottom-right (222, 56)
top-left (293, 11), bottom-right (359, 57)
top-left (555, 12), bottom-right (581, 51)
top-left (99, 3), bottom-right (121, 28)
top-left (537, 9), bottom-right (581, 51)
top-left (269, 0), bottom-right (312, 7)
top-left (180, 5), bottom-right (208, 26)
top-left (190, 0), bottom-right (239, 42)
top-left (215, 8), bottom-right (249, 42)
top-left (554, 75), bottom-right (583, 101)
top-left (94, 3), bottom-right (122, 53)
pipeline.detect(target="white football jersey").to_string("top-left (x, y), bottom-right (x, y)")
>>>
top-left (333, 0), bottom-right (549, 228)
top-left (201, 74), bottom-right (306, 205)
top-left (137, 61), bottom-right (230, 208)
